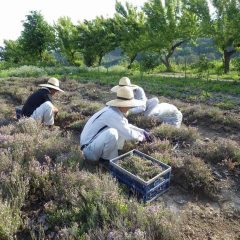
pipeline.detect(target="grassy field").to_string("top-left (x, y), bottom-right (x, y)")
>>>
top-left (1, 65), bottom-right (240, 108)
top-left (0, 74), bottom-right (239, 239)
top-left (53, 68), bottom-right (240, 113)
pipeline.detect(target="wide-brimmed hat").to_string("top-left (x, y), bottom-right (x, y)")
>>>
top-left (111, 77), bottom-right (138, 92)
top-left (106, 86), bottom-right (143, 108)
top-left (39, 78), bottom-right (64, 92)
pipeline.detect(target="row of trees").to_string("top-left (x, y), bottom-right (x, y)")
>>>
top-left (1, 0), bottom-right (240, 73)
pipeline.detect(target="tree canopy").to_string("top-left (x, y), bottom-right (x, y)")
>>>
top-left (143, 0), bottom-right (199, 71)
top-left (55, 17), bottom-right (79, 65)
top-left (19, 11), bottom-right (54, 63)
top-left (1, 1), bottom-right (240, 73)
top-left (114, 1), bottom-right (147, 68)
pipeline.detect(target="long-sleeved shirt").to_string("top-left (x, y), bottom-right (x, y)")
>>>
top-left (80, 106), bottom-right (145, 146)
top-left (128, 86), bottom-right (148, 114)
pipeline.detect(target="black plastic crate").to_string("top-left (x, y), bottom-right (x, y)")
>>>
top-left (109, 149), bottom-right (171, 202)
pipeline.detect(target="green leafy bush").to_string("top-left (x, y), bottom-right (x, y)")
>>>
top-left (0, 65), bottom-right (47, 78)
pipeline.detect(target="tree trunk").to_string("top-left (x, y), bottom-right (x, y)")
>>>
top-left (98, 54), bottom-right (103, 66)
top-left (70, 51), bottom-right (75, 65)
top-left (223, 50), bottom-right (233, 74)
top-left (161, 40), bottom-right (185, 72)
top-left (127, 54), bottom-right (137, 69)
top-left (161, 56), bottom-right (172, 72)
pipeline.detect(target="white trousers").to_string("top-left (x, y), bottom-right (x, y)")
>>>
top-left (31, 101), bottom-right (54, 125)
top-left (83, 128), bottom-right (119, 162)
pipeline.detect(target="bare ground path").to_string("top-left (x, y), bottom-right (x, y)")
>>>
top-left (150, 72), bottom-right (239, 82)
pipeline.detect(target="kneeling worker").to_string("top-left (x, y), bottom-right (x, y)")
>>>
top-left (80, 86), bottom-right (151, 163)
top-left (144, 99), bottom-right (183, 128)
top-left (22, 77), bottom-right (64, 125)
top-left (111, 77), bottom-right (148, 115)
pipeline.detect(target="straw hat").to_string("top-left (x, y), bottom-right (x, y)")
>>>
top-left (39, 78), bottom-right (64, 92)
top-left (111, 77), bottom-right (138, 92)
top-left (106, 86), bottom-right (143, 108)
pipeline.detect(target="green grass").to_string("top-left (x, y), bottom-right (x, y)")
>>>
top-left (59, 71), bottom-right (240, 110)
top-left (1, 66), bottom-right (240, 105)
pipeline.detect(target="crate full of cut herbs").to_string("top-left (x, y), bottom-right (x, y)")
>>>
top-left (109, 149), bottom-right (171, 202)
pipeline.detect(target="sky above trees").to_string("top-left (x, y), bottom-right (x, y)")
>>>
top-left (0, 0), bottom-right (146, 46)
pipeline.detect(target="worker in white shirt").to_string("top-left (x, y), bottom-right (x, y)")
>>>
top-left (111, 77), bottom-right (158, 115)
top-left (80, 86), bottom-right (152, 163)
top-left (21, 78), bottom-right (64, 125)
top-left (144, 98), bottom-right (183, 128)
top-left (111, 77), bottom-right (182, 128)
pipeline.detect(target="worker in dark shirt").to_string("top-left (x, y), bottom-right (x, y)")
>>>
top-left (21, 78), bottom-right (64, 125)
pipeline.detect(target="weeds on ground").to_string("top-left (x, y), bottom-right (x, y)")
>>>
top-left (138, 139), bottom-right (171, 155)
top-left (44, 170), bottom-right (176, 239)
top-left (0, 118), bottom-right (176, 239)
top-left (214, 100), bottom-right (236, 110)
top-left (0, 102), bottom-right (13, 118)
top-left (183, 106), bottom-right (240, 130)
top-left (0, 200), bottom-right (22, 240)
top-left (55, 111), bottom-right (83, 128)
top-left (0, 118), bottom-right (82, 165)
top-left (172, 156), bottom-right (219, 199)
top-left (68, 119), bottom-right (87, 132)
top-left (55, 100), bottom-right (102, 128)
top-left (128, 114), bottom-right (162, 130)
top-left (122, 138), bottom-right (171, 154)
top-left (192, 138), bottom-right (240, 164)
top-left (152, 124), bottom-right (199, 145)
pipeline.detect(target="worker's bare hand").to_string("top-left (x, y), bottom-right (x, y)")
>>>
top-left (52, 106), bottom-right (59, 113)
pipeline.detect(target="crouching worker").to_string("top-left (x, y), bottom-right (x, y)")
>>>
top-left (144, 98), bottom-right (183, 128)
top-left (111, 77), bottom-right (147, 114)
top-left (21, 77), bottom-right (64, 126)
top-left (80, 86), bottom-right (152, 163)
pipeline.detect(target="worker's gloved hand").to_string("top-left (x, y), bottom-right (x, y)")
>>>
top-left (143, 130), bottom-right (153, 143)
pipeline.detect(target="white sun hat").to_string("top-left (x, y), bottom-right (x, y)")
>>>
top-left (111, 77), bottom-right (138, 92)
top-left (39, 78), bottom-right (64, 92)
top-left (106, 86), bottom-right (143, 108)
